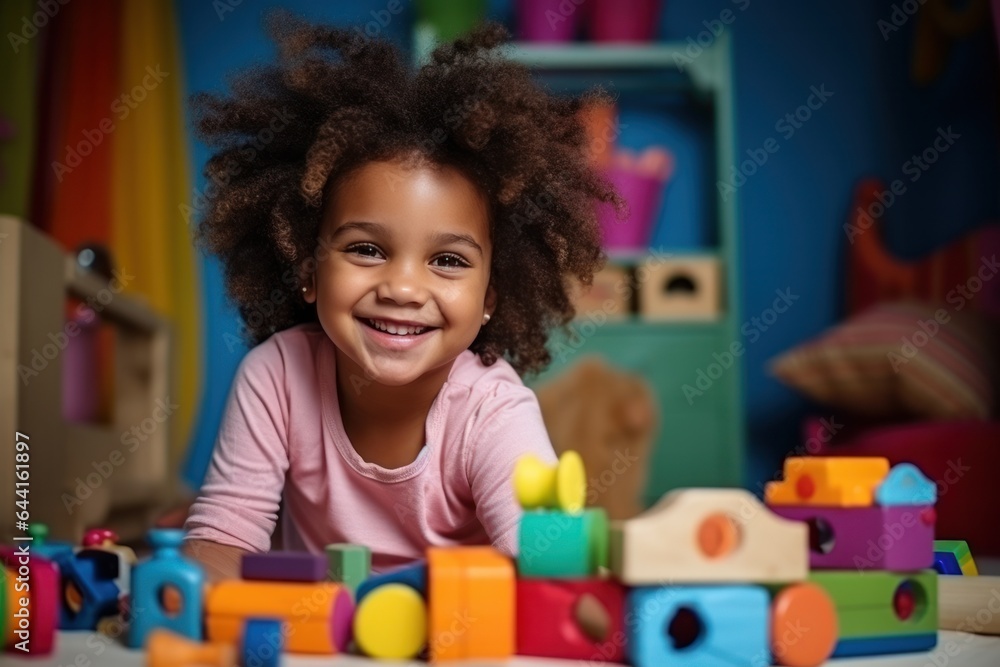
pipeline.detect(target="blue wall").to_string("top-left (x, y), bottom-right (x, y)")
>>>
top-left (176, 0), bottom-right (999, 492)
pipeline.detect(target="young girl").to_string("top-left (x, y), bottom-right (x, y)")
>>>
top-left (182, 13), bottom-right (618, 581)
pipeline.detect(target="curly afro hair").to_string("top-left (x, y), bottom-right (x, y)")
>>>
top-left (193, 12), bottom-right (621, 376)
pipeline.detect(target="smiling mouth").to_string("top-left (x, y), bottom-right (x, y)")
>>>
top-left (361, 318), bottom-right (436, 336)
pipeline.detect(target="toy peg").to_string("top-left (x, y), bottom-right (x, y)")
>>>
top-left (82, 528), bottom-right (119, 548)
top-left (147, 628), bottom-right (236, 667)
top-left (242, 618), bottom-right (284, 667)
top-left (354, 583), bottom-right (427, 659)
top-left (241, 551), bottom-right (327, 582)
top-left (326, 543), bottom-right (371, 595)
top-left (514, 450), bottom-right (586, 513)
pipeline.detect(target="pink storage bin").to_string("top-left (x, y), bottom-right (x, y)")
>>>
top-left (589, 0), bottom-right (662, 42)
top-left (62, 309), bottom-right (99, 423)
top-left (597, 147), bottom-right (674, 251)
top-left (517, 0), bottom-right (581, 42)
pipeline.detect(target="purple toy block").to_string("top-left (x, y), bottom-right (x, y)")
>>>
top-left (241, 551), bottom-right (328, 582)
top-left (769, 505), bottom-right (935, 571)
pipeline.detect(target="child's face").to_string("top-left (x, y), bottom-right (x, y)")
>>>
top-left (306, 158), bottom-right (496, 387)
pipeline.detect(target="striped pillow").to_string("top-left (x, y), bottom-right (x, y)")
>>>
top-left (768, 301), bottom-right (998, 420)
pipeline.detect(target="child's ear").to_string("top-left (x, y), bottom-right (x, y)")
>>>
top-left (300, 269), bottom-right (317, 304)
top-left (484, 284), bottom-right (497, 318)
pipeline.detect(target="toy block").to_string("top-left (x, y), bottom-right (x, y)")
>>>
top-left (569, 264), bottom-right (630, 320)
top-left (519, 508), bottom-right (608, 578)
top-left (0, 549), bottom-right (59, 655)
top-left (637, 256), bottom-right (722, 321)
top-left (610, 489), bottom-right (808, 585)
top-left (355, 560), bottom-right (426, 603)
top-left (939, 575), bottom-right (1000, 635)
top-left (514, 450), bottom-right (586, 513)
top-left (626, 585), bottom-right (769, 667)
top-left (427, 546), bottom-right (515, 661)
top-left (325, 543), bottom-right (371, 595)
top-left (242, 618), bottom-right (283, 667)
top-left (934, 539), bottom-right (978, 576)
top-left (766, 457), bottom-right (890, 507)
top-left (27, 523), bottom-right (75, 561)
top-left (876, 463), bottom-right (937, 505)
top-left (354, 583), bottom-right (427, 659)
top-left (769, 582), bottom-right (838, 667)
top-left (128, 529), bottom-right (205, 648)
top-left (809, 570), bottom-right (937, 656)
top-left (515, 578), bottom-right (626, 662)
top-left (147, 628), bottom-right (236, 667)
top-left (58, 548), bottom-right (121, 630)
top-left (206, 580), bottom-right (353, 654)
top-left (769, 504), bottom-right (934, 571)
top-left (241, 551), bottom-right (327, 582)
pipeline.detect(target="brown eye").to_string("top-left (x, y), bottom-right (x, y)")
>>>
top-left (433, 253), bottom-right (469, 269)
top-left (346, 243), bottom-right (382, 258)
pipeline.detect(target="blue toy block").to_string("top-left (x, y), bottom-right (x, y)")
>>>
top-left (834, 633), bottom-right (937, 657)
top-left (59, 549), bottom-right (121, 630)
top-left (934, 551), bottom-right (963, 576)
top-left (876, 463), bottom-right (936, 506)
top-left (27, 523), bottom-right (75, 562)
top-left (355, 561), bottom-right (427, 603)
top-left (626, 585), bottom-right (770, 667)
top-left (127, 529), bottom-right (205, 648)
top-left (242, 617), bottom-right (284, 667)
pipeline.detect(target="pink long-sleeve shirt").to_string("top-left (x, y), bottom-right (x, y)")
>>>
top-left (183, 323), bottom-right (557, 571)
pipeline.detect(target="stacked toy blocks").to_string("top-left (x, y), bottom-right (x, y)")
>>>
top-left (766, 457), bottom-right (939, 658)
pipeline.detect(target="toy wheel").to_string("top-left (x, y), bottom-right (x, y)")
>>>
top-left (771, 582), bottom-right (837, 667)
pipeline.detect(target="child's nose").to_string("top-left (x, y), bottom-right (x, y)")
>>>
top-left (376, 260), bottom-right (428, 306)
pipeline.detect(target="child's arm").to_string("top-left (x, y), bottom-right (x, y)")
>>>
top-left (466, 383), bottom-right (559, 556)
top-left (181, 538), bottom-right (247, 583)
top-left (183, 340), bottom-right (291, 557)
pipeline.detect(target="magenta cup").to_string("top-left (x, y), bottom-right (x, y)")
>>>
top-left (589, 0), bottom-right (661, 43)
top-left (598, 165), bottom-right (664, 251)
top-left (517, 0), bottom-right (580, 42)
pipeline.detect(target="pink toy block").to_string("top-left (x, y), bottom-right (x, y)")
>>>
top-left (241, 551), bottom-right (327, 582)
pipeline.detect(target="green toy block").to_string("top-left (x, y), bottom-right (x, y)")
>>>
top-left (935, 540), bottom-right (978, 575)
top-left (326, 543), bottom-right (371, 596)
top-left (809, 570), bottom-right (938, 639)
top-left (518, 508), bottom-right (607, 578)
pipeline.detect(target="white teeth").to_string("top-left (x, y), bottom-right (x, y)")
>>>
top-left (367, 319), bottom-right (427, 336)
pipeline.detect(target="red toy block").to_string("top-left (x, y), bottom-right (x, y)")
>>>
top-left (241, 551), bottom-right (327, 582)
top-left (516, 579), bottom-right (626, 662)
top-left (0, 548), bottom-right (59, 655)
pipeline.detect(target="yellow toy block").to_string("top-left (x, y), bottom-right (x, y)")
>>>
top-left (514, 450), bottom-right (586, 513)
top-left (354, 583), bottom-right (426, 659)
top-left (765, 457), bottom-right (890, 507)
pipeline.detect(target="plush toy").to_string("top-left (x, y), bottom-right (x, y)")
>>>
top-left (534, 356), bottom-right (658, 521)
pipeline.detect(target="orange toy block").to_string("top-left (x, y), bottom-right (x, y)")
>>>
top-left (205, 581), bottom-right (353, 654)
top-left (610, 489), bottom-right (808, 585)
top-left (765, 457), bottom-right (890, 507)
top-left (427, 547), bottom-right (515, 662)
top-left (147, 629), bottom-right (235, 667)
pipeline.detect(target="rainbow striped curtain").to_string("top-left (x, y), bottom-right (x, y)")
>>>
top-left (9, 0), bottom-right (202, 484)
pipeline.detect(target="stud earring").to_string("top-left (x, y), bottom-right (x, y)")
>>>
top-left (482, 313), bottom-right (491, 325)
top-left (301, 287), bottom-right (307, 293)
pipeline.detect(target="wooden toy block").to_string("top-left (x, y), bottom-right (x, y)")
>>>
top-left (514, 450), bottom-right (586, 513)
top-left (515, 578), bottom-right (626, 662)
top-left (518, 508), bottom-right (608, 578)
top-left (0, 549), bottom-right (59, 655)
top-left (58, 548), bottom-right (121, 630)
top-left (769, 504), bottom-right (935, 571)
top-left (766, 457), bottom-right (890, 507)
top-left (128, 529), bottom-right (205, 649)
top-left (241, 617), bottom-right (283, 667)
top-left (355, 560), bottom-right (426, 603)
top-left (939, 575), bottom-right (1000, 635)
top-left (934, 540), bottom-right (978, 576)
top-left (206, 580), bottom-right (353, 654)
top-left (876, 463), bottom-right (937, 506)
top-left (809, 569), bottom-right (937, 656)
top-left (610, 489), bottom-right (808, 585)
top-left (325, 543), bottom-right (371, 595)
top-left (354, 583), bottom-right (427, 659)
top-left (625, 585), bottom-right (769, 667)
top-left (427, 547), bottom-right (515, 662)
top-left (637, 256), bottom-right (722, 321)
top-left (241, 551), bottom-right (327, 582)
top-left (147, 628), bottom-right (236, 667)
top-left (569, 264), bottom-right (630, 320)
top-left (769, 582), bottom-right (838, 667)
